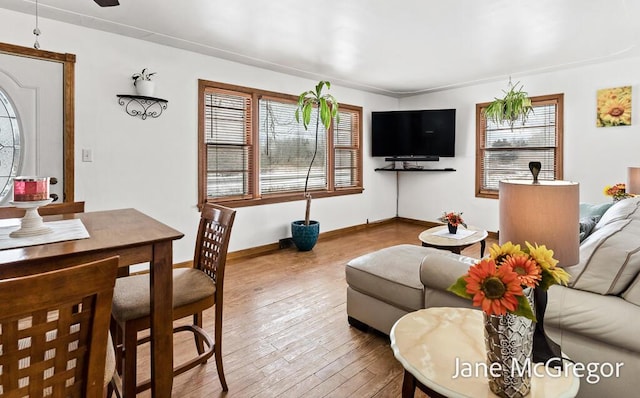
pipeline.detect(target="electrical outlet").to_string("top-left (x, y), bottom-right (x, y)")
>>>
top-left (82, 149), bottom-right (93, 162)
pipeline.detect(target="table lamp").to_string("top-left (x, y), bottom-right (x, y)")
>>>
top-left (499, 179), bottom-right (579, 267)
top-left (499, 164), bottom-right (579, 366)
top-left (628, 167), bottom-right (640, 195)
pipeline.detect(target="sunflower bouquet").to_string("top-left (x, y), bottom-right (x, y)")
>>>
top-left (447, 242), bottom-right (570, 321)
top-left (604, 183), bottom-right (634, 201)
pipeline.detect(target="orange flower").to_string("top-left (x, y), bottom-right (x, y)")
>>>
top-left (502, 254), bottom-right (541, 288)
top-left (464, 258), bottom-right (523, 316)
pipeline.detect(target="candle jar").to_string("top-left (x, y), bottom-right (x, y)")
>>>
top-left (13, 177), bottom-right (50, 202)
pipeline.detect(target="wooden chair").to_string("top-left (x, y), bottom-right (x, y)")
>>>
top-left (111, 203), bottom-right (236, 396)
top-left (0, 256), bottom-right (119, 397)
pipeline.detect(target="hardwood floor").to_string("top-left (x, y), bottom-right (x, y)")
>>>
top-left (135, 220), bottom-right (493, 397)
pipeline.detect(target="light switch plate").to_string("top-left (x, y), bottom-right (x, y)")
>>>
top-left (82, 148), bottom-right (93, 162)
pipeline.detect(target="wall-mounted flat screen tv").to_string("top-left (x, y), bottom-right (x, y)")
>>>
top-left (371, 109), bottom-right (456, 158)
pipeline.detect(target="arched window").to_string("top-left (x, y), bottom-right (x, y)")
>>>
top-left (0, 89), bottom-right (21, 203)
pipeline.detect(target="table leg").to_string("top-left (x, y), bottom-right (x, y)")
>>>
top-left (150, 241), bottom-right (174, 398)
top-left (401, 370), bottom-right (417, 398)
top-left (401, 367), bottom-right (449, 398)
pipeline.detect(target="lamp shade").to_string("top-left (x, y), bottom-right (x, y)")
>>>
top-left (628, 167), bottom-right (640, 195)
top-left (499, 180), bottom-right (579, 267)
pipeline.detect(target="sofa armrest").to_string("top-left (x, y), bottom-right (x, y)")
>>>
top-left (419, 251), bottom-right (476, 292)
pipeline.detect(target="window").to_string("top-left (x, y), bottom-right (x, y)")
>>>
top-left (476, 93), bottom-right (564, 199)
top-left (198, 80), bottom-right (362, 207)
top-left (0, 89), bottom-right (21, 203)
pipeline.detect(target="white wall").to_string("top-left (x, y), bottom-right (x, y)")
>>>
top-left (0, 8), bottom-right (399, 262)
top-left (4, 8), bottom-right (638, 260)
top-left (399, 57), bottom-right (640, 233)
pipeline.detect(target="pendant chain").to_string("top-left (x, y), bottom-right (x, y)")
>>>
top-left (33, 0), bottom-right (41, 49)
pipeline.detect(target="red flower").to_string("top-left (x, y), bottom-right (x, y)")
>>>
top-left (439, 211), bottom-right (466, 227)
top-left (502, 254), bottom-right (542, 288)
top-left (464, 258), bottom-right (523, 316)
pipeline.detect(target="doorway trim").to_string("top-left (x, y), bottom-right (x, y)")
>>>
top-left (0, 42), bottom-right (75, 202)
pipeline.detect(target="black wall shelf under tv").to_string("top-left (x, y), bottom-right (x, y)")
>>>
top-left (384, 156), bottom-right (440, 162)
top-left (375, 167), bottom-right (456, 172)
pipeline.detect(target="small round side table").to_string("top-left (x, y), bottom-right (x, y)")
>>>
top-left (418, 225), bottom-right (488, 257)
top-left (390, 307), bottom-right (580, 398)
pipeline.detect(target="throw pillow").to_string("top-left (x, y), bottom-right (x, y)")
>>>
top-left (594, 197), bottom-right (640, 231)
top-left (566, 218), bottom-right (640, 295)
top-left (578, 216), bottom-right (599, 242)
top-left (579, 202), bottom-right (614, 219)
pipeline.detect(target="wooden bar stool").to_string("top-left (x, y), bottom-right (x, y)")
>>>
top-left (111, 203), bottom-right (235, 396)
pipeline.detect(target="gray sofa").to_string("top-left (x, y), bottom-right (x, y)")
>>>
top-left (345, 197), bottom-right (640, 398)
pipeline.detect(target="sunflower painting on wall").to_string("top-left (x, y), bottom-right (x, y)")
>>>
top-left (597, 86), bottom-right (632, 127)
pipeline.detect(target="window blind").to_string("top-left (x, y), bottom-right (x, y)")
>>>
top-left (480, 100), bottom-right (559, 192)
top-left (259, 98), bottom-right (327, 193)
top-left (204, 89), bottom-right (252, 199)
top-left (198, 79), bottom-right (363, 206)
top-left (334, 109), bottom-right (361, 188)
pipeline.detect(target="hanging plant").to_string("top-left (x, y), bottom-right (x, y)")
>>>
top-left (483, 80), bottom-right (533, 129)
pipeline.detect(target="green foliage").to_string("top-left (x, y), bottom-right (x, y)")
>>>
top-left (131, 68), bottom-right (156, 86)
top-left (483, 81), bottom-right (533, 129)
top-left (447, 276), bottom-right (473, 300)
top-left (295, 81), bottom-right (339, 131)
top-left (538, 268), bottom-right (557, 292)
top-left (294, 81), bottom-right (340, 225)
top-left (511, 294), bottom-right (536, 322)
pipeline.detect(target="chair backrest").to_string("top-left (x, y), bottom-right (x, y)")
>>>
top-left (193, 203), bottom-right (236, 296)
top-left (0, 256), bottom-right (119, 397)
top-left (0, 201), bottom-right (85, 219)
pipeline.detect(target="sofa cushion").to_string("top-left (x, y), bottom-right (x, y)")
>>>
top-left (566, 218), bottom-right (640, 294)
top-left (546, 284), bottom-right (640, 353)
top-left (593, 197), bottom-right (640, 231)
top-left (622, 276), bottom-right (640, 306)
top-left (346, 244), bottom-right (439, 312)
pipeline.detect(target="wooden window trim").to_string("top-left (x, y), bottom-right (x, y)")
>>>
top-left (198, 80), bottom-right (363, 208)
top-left (475, 93), bottom-right (564, 199)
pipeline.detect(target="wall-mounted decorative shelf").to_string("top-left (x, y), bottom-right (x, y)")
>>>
top-left (117, 95), bottom-right (168, 120)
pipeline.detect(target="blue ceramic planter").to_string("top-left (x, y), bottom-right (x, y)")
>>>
top-left (291, 220), bottom-right (319, 251)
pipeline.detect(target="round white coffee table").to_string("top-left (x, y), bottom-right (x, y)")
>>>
top-left (419, 225), bottom-right (488, 257)
top-left (390, 308), bottom-right (580, 398)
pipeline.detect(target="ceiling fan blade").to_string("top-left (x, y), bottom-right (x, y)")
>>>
top-left (94, 0), bottom-right (120, 6)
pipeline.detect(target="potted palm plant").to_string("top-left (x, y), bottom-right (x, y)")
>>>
top-left (483, 79), bottom-right (533, 129)
top-left (291, 81), bottom-right (339, 251)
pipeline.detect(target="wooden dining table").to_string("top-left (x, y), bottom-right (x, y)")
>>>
top-left (0, 208), bottom-right (184, 398)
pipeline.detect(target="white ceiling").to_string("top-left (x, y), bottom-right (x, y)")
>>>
top-left (3, 0), bottom-right (640, 97)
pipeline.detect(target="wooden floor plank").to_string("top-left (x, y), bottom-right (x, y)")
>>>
top-left (133, 220), bottom-right (492, 397)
